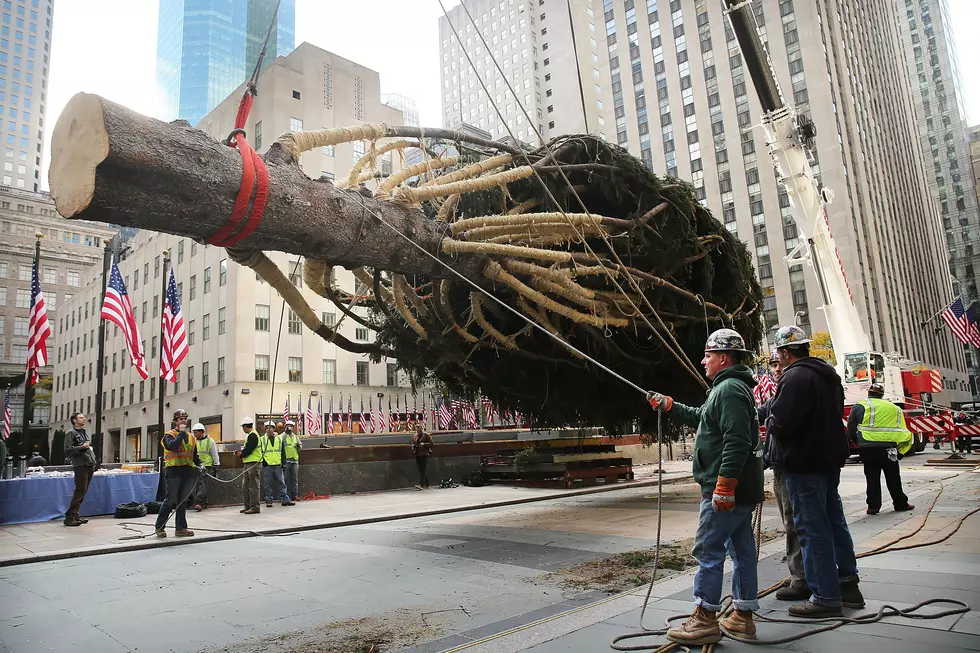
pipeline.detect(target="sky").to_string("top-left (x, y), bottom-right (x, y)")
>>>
top-left (41, 0), bottom-right (980, 191)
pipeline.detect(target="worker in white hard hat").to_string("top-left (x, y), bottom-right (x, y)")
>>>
top-left (282, 419), bottom-right (302, 501)
top-left (260, 420), bottom-right (293, 507)
top-left (191, 423), bottom-right (219, 511)
top-left (234, 416), bottom-right (262, 514)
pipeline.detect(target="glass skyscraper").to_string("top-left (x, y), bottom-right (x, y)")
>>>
top-left (156, 0), bottom-right (295, 126)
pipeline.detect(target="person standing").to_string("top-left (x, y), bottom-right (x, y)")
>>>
top-left (411, 425), bottom-right (434, 489)
top-left (236, 416), bottom-right (262, 514)
top-left (647, 329), bottom-right (764, 644)
top-left (154, 409), bottom-right (201, 538)
top-left (191, 423), bottom-right (220, 511)
top-left (63, 412), bottom-right (98, 526)
top-left (760, 350), bottom-right (808, 601)
top-left (767, 325), bottom-right (863, 617)
top-left (282, 419), bottom-right (302, 501)
top-left (260, 421), bottom-right (293, 507)
top-left (848, 384), bottom-right (914, 515)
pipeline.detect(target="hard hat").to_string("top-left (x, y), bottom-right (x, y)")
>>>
top-left (285, 419), bottom-right (295, 426)
top-left (192, 423), bottom-right (206, 431)
top-left (240, 416), bottom-right (254, 426)
top-left (264, 420), bottom-right (275, 427)
top-left (773, 325), bottom-right (812, 349)
top-left (769, 348), bottom-right (779, 363)
top-left (868, 384), bottom-right (885, 398)
top-left (173, 408), bottom-right (188, 419)
top-left (704, 328), bottom-right (749, 353)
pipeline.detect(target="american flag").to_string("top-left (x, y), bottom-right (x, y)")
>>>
top-left (378, 396), bottom-right (388, 432)
top-left (438, 397), bottom-right (452, 429)
top-left (327, 395), bottom-right (334, 433)
top-left (421, 395), bottom-right (427, 429)
top-left (101, 257), bottom-right (147, 379)
top-left (2, 389), bottom-right (11, 440)
top-left (160, 267), bottom-right (188, 381)
top-left (360, 396), bottom-right (369, 432)
top-left (369, 397), bottom-right (377, 433)
top-left (404, 393), bottom-right (413, 431)
top-left (316, 394), bottom-right (323, 433)
top-left (482, 397), bottom-right (498, 425)
top-left (26, 253), bottom-right (51, 385)
top-left (346, 395), bottom-right (353, 431)
top-left (942, 298), bottom-right (975, 347)
top-left (306, 394), bottom-right (316, 434)
top-left (464, 401), bottom-right (478, 429)
top-left (395, 394), bottom-right (401, 432)
top-left (283, 394), bottom-right (290, 424)
top-left (965, 304), bottom-right (980, 348)
top-left (754, 372), bottom-right (776, 405)
top-left (390, 396), bottom-right (397, 432)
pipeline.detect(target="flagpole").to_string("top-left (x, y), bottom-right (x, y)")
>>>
top-left (94, 240), bottom-right (112, 460)
top-left (922, 297), bottom-right (957, 327)
top-left (20, 235), bottom-right (41, 457)
top-left (156, 250), bottom-right (170, 465)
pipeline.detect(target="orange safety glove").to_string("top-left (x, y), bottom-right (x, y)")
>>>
top-left (712, 476), bottom-right (738, 512)
top-left (646, 392), bottom-right (673, 412)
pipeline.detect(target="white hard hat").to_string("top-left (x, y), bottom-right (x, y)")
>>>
top-left (285, 419), bottom-right (295, 426)
top-left (240, 416), bottom-right (254, 426)
top-left (192, 423), bottom-right (206, 432)
top-left (264, 420), bottom-right (275, 427)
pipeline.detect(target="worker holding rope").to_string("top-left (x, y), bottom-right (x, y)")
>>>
top-left (647, 328), bottom-right (764, 645)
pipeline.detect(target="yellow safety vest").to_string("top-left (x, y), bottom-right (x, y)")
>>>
top-left (162, 430), bottom-right (196, 467)
top-left (283, 433), bottom-right (300, 462)
top-left (260, 433), bottom-right (283, 466)
top-left (856, 398), bottom-right (913, 455)
top-left (195, 436), bottom-right (214, 467)
top-left (242, 430), bottom-right (262, 463)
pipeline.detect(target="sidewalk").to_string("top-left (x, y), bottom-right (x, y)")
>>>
top-left (417, 467), bottom-right (980, 653)
top-left (0, 461), bottom-right (693, 566)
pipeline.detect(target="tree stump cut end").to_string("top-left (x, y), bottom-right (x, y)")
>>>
top-left (49, 92), bottom-right (110, 219)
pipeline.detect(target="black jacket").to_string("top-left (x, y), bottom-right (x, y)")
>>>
top-left (766, 357), bottom-right (849, 473)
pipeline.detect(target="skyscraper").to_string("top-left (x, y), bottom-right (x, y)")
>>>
top-left (155, 0), bottom-right (295, 126)
top-left (0, 0), bottom-right (54, 193)
top-left (439, 0), bottom-right (969, 401)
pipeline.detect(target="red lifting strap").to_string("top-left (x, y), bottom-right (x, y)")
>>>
top-left (208, 91), bottom-right (270, 248)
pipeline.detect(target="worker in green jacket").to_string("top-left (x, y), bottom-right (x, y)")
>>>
top-left (647, 328), bottom-right (763, 644)
top-left (847, 384), bottom-right (914, 515)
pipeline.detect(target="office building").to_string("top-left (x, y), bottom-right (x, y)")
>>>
top-left (0, 187), bottom-right (116, 431)
top-left (52, 44), bottom-right (411, 463)
top-left (0, 0), bottom-right (54, 193)
top-left (439, 0), bottom-right (969, 400)
top-left (156, 0), bottom-right (295, 125)
top-left (895, 0), bottom-right (980, 399)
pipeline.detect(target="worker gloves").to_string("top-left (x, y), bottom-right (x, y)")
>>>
top-left (712, 476), bottom-right (738, 512)
top-left (646, 392), bottom-right (673, 412)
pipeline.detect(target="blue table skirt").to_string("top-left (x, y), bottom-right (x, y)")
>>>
top-left (0, 472), bottom-right (160, 525)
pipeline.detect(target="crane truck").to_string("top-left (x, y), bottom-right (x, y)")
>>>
top-left (723, 0), bottom-right (979, 453)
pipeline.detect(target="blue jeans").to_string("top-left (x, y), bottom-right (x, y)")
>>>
top-left (262, 465), bottom-right (288, 502)
top-left (691, 495), bottom-right (760, 612)
top-left (785, 469), bottom-right (859, 607)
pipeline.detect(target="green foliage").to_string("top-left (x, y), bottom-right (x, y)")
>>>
top-left (513, 446), bottom-right (537, 471)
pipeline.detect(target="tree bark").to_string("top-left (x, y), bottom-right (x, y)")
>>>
top-left (48, 93), bottom-right (486, 283)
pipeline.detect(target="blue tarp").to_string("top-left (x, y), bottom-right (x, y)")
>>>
top-left (0, 473), bottom-right (159, 525)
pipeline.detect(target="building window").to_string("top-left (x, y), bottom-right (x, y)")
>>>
top-left (177, 239), bottom-right (184, 263)
top-left (287, 309), bottom-right (302, 334)
top-left (188, 320), bottom-right (195, 346)
top-left (66, 270), bottom-right (80, 286)
top-left (189, 275), bottom-right (196, 300)
top-left (289, 261), bottom-right (302, 286)
top-left (139, 381), bottom-right (145, 402)
top-left (154, 256), bottom-right (160, 278)
top-left (289, 117), bottom-right (303, 133)
top-left (255, 304), bottom-right (270, 331)
top-left (150, 377), bottom-right (156, 399)
top-left (288, 357), bottom-right (303, 383)
top-left (153, 294), bottom-right (158, 318)
top-left (255, 354), bottom-right (270, 381)
top-left (217, 357), bottom-right (225, 384)
top-left (356, 361), bottom-right (369, 386)
top-left (42, 267), bottom-right (55, 284)
top-left (218, 307), bottom-right (226, 335)
top-left (355, 327), bottom-right (369, 341)
top-left (255, 120), bottom-right (262, 150)
top-left (202, 313), bottom-right (210, 340)
top-left (15, 287), bottom-right (29, 308)
top-left (386, 363), bottom-right (398, 386)
top-left (323, 359), bottom-right (336, 384)
top-left (321, 312), bottom-right (336, 327)
top-left (219, 259), bottom-right (227, 286)
top-left (203, 267), bottom-right (211, 293)
top-left (186, 366), bottom-right (194, 391)
top-left (201, 361), bottom-right (209, 388)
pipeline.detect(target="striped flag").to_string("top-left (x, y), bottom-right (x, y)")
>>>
top-left (942, 298), bottom-right (974, 346)
top-left (753, 372), bottom-right (776, 405)
top-left (389, 395), bottom-right (395, 432)
top-left (369, 397), bottom-right (377, 433)
top-left (316, 394), bottom-right (323, 433)
top-left (101, 257), bottom-right (147, 379)
top-left (965, 304), bottom-right (980, 348)
top-left (421, 395), bottom-right (427, 429)
top-left (2, 389), bottom-right (11, 440)
top-left (379, 396), bottom-right (388, 432)
top-left (360, 396), bottom-right (369, 432)
top-left (338, 392), bottom-right (343, 432)
top-left (482, 397), bottom-right (498, 424)
top-left (346, 395), bottom-right (353, 431)
top-left (306, 394), bottom-right (315, 434)
top-left (395, 394), bottom-right (401, 432)
top-left (283, 394), bottom-right (290, 424)
top-left (327, 395), bottom-right (334, 433)
top-left (439, 397), bottom-right (452, 429)
top-left (26, 252), bottom-right (51, 385)
top-left (160, 267), bottom-right (188, 381)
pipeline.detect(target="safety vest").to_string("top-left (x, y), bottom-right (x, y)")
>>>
top-left (195, 436), bottom-right (214, 467)
top-left (856, 398), bottom-right (913, 455)
top-left (260, 433), bottom-right (283, 466)
top-left (242, 430), bottom-right (262, 463)
top-left (283, 432), bottom-right (300, 462)
top-left (162, 430), bottom-right (196, 467)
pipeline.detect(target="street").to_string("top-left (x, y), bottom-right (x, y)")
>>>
top-left (0, 460), bottom-right (976, 653)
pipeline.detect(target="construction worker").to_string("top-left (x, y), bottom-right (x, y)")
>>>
top-left (275, 421), bottom-right (285, 435)
top-left (282, 419), bottom-right (302, 501)
top-left (235, 416), bottom-right (262, 514)
top-left (647, 328), bottom-right (763, 644)
top-left (154, 409), bottom-right (201, 538)
top-left (192, 423), bottom-right (219, 511)
top-left (848, 384), bottom-right (914, 515)
top-left (260, 420), bottom-right (294, 507)
top-left (767, 325), bottom-right (863, 617)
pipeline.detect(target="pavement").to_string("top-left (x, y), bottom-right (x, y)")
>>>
top-left (0, 460), bottom-right (976, 653)
top-left (0, 461), bottom-right (694, 566)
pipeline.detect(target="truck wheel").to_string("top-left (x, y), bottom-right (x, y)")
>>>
top-left (915, 433), bottom-right (927, 453)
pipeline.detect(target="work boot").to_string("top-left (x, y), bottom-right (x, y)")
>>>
top-left (240, 508), bottom-right (248, 513)
top-left (666, 606), bottom-right (721, 645)
top-left (895, 504), bottom-right (915, 512)
top-left (840, 579), bottom-right (865, 608)
top-left (175, 528), bottom-right (195, 537)
top-left (244, 508), bottom-right (260, 514)
top-left (266, 501), bottom-right (274, 508)
top-left (775, 583), bottom-right (811, 601)
top-left (154, 529), bottom-right (167, 538)
top-left (63, 519), bottom-right (82, 527)
top-left (719, 610), bottom-right (756, 639)
top-left (282, 501), bottom-right (295, 506)
top-left (194, 504), bottom-right (203, 512)
top-left (788, 601), bottom-right (842, 617)
top-left (866, 507), bottom-right (879, 515)
top-left (78, 518), bottom-right (89, 524)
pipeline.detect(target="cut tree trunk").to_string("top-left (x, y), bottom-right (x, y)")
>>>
top-left (48, 93), bottom-right (486, 283)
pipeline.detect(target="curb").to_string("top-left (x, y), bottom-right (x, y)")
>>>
top-left (0, 472), bottom-right (695, 567)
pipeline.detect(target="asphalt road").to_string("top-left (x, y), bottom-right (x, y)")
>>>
top-left (0, 461), bottom-right (960, 653)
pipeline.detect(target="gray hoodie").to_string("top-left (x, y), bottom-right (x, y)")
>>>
top-left (64, 427), bottom-right (98, 468)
